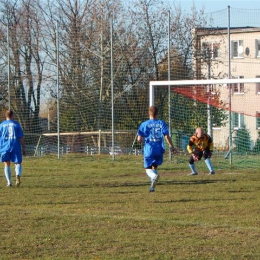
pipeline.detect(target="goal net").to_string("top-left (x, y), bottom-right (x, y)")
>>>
top-left (33, 130), bottom-right (139, 157)
top-left (150, 78), bottom-right (260, 168)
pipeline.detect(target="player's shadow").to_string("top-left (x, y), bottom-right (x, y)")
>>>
top-left (153, 196), bottom-right (241, 204)
top-left (51, 176), bottom-right (230, 189)
top-left (78, 181), bottom-right (149, 189)
top-left (159, 179), bottom-right (222, 185)
top-left (76, 179), bottom-right (225, 189)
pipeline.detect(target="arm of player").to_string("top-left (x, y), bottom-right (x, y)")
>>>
top-left (164, 134), bottom-right (177, 153)
top-left (187, 144), bottom-right (193, 154)
top-left (187, 136), bottom-right (194, 154)
top-left (209, 141), bottom-right (214, 155)
top-left (20, 136), bottom-right (26, 156)
top-left (187, 140), bottom-right (198, 160)
top-left (207, 138), bottom-right (214, 157)
top-left (137, 135), bottom-right (144, 143)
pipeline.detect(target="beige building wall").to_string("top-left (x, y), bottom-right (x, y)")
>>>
top-left (195, 27), bottom-right (260, 150)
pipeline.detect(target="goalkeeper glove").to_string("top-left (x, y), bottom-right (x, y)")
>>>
top-left (192, 153), bottom-right (199, 161)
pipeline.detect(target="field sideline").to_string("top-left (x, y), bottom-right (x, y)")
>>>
top-left (0, 155), bottom-right (259, 260)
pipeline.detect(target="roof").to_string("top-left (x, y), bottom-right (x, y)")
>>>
top-left (195, 26), bottom-right (260, 36)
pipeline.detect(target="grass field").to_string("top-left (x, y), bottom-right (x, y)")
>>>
top-left (0, 154), bottom-right (259, 260)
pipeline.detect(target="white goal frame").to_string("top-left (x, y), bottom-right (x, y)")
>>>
top-left (149, 78), bottom-right (260, 106)
top-left (149, 78), bottom-right (260, 163)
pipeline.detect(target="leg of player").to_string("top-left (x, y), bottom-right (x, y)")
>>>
top-left (145, 168), bottom-right (159, 192)
top-left (188, 163), bottom-right (198, 175)
top-left (188, 154), bottom-right (198, 175)
top-left (15, 164), bottom-right (22, 187)
top-left (205, 158), bottom-right (215, 175)
top-left (4, 162), bottom-right (12, 186)
top-left (151, 165), bottom-right (159, 190)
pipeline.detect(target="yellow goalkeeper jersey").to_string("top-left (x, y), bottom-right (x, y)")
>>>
top-left (187, 133), bottom-right (213, 154)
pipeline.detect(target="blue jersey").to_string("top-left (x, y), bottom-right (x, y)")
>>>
top-left (0, 119), bottom-right (24, 154)
top-left (138, 119), bottom-right (169, 168)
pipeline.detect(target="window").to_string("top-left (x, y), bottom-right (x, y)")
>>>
top-left (256, 112), bottom-right (260, 129)
top-left (202, 42), bottom-right (220, 59)
top-left (232, 112), bottom-right (244, 129)
top-left (256, 76), bottom-right (260, 93)
top-left (255, 39), bottom-right (260, 57)
top-left (231, 40), bottom-right (244, 58)
top-left (232, 76), bottom-right (244, 93)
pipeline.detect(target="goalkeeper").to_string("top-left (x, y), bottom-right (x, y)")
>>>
top-left (137, 106), bottom-right (176, 192)
top-left (187, 127), bottom-right (215, 175)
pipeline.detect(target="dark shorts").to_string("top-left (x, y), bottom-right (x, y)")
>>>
top-left (189, 149), bottom-right (211, 164)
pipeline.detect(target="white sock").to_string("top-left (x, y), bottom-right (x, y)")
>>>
top-left (153, 169), bottom-right (158, 175)
top-left (4, 166), bottom-right (12, 185)
top-left (145, 169), bottom-right (157, 180)
top-left (205, 158), bottom-right (214, 172)
top-left (15, 164), bottom-right (22, 176)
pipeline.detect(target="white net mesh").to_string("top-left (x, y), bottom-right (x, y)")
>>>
top-left (0, 1), bottom-right (259, 167)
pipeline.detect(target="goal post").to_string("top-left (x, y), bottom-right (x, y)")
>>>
top-left (149, 78), bottom-right (260, 106)
top-left (149, 78), bottom-right (260, 168)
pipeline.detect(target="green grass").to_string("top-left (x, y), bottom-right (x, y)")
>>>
top-left (0, 155), bottom-right (260, 260)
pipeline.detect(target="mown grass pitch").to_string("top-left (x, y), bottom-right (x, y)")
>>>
top-left (0, 155), bottom-right (259, 259)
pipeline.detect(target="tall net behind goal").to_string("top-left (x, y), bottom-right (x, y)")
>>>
top-left (150, 78), bottom-right (260, 170)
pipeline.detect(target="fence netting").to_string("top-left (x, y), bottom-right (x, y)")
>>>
top-left (0, 1), bottom-right (259, 167)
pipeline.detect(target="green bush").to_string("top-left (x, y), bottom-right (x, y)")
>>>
top-left (235, 127), bottom-right (251, 154)
top-left (252, 138), bottom-right (260, 154)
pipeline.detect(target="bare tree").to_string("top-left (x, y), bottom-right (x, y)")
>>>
top-left (41, 0), bottom-right (120, 132)
top-left (0, 0), bottom-right (45, 134)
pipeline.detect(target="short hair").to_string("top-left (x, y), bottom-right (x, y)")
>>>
top-left (149, 106), bottom-right (158, 117)
top-left (5, 110), bottom-right (13, 118)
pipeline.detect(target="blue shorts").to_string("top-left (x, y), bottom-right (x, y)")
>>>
top-left (144, 154), bottom-right (163, 168)
top-left (143, 143), bottom-right (164, 168)
top-left (1, 151), bottom-right (22, 164)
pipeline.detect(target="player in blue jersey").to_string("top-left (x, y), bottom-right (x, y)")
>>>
top-left (0, 110), bottom-right (26, 187)
top-left (137, 106), bottom-right (175, 192)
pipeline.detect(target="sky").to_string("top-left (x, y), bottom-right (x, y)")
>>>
top-left (178, 0), bottom-right (260, 13)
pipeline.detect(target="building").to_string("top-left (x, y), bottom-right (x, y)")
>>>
top-left (194, 27), bottom-right (260, 150)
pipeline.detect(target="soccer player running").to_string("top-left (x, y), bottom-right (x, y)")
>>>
top-left (137, 106), bottom-right (175, 192)
top-left (187, 127), bottom-right (215, 175)
top-left (0, 110), bottom-right (26, 187)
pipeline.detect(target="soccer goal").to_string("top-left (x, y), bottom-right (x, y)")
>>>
top-left (33, 130), bottom-right (138, 157)
top-left (149, 78), bottom-right (260, 168)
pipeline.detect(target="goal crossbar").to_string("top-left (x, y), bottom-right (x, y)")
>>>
top-left (149, 78), bottom-right (260, 106)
